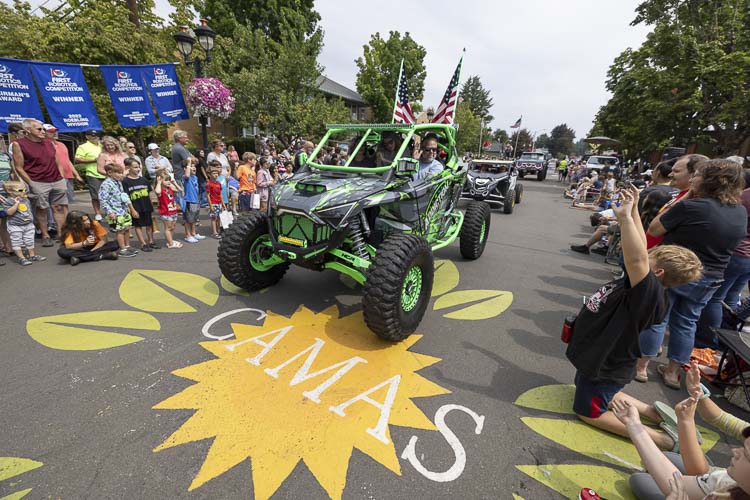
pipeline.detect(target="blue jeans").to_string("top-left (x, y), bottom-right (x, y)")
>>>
top-left (639, 276), bottom-right (722, 363)
top-left (696, 254), bottom-right (750, 348)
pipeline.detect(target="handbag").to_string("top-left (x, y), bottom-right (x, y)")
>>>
top-left (219, 209), bottom-right (234, 229)
top-left (561, 314), bottom-right (577, 343)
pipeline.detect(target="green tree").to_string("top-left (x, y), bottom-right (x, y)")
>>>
top-left (509, 128), bottom-right (533, 156)
top-left (460, 75), bottom-right (493, 122)
top-left (534, 133), bottom-right (551, 150)
top-left (594, 0), bottom-right (750, 156)
top-left (193, 0), bottom-right (320, 40)
top-left (492, 129), bottom-right (509, 144)
top-left (355, 32), bottom-right (427, 123)
top-left (548, 124), bottom-right (576, 158)
top-left (0, 0), bottom-right (176, 142)
top-left (455, 101), bottom-right (481, 154)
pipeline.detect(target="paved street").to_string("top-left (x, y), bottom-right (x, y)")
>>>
top-left (0, 174), bottom-right (741, 499)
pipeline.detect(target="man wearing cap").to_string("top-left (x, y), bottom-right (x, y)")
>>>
top-left (44, 124), bottom-right (82, 203)
top-left (75, 129), bottom-right (103, 219)
top-left (12, 118), bottom-right (68, 247)
top-left (144, 143), bottom-right (172, 179)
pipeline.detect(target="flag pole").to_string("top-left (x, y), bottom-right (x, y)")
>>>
top-left (512, 115), bottom-right (523, 160)
top-left (453, 48), bottom-right (466, 114)
top-left (391, 59), bottom-right (404, 124)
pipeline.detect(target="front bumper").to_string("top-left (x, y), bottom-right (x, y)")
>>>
top-left (460, 189), bottom-right (504, 206)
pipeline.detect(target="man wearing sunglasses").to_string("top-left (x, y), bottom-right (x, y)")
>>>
top-left (413, 134), bottom-right (444, 182)
top-left (12, 118), bottom-right (68, 247)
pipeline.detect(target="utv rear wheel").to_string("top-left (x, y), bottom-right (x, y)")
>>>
top-left (218, 212), bottom-right (290, 291)
top-left (503, 189), bottom-right (515, 214)
top-left (460, 201), bottom-right (491, 260)
top-left (363, 234), bottom-right (434, 341)
top-left (515, 183), bottom-right (524, 204)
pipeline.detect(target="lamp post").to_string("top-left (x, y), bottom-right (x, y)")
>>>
top-left (174, 19), bottom-right (216, 154)
top-left (531, 128), bottom-right (546, 151)
top-left (426, 107), bottom-right (435, 123)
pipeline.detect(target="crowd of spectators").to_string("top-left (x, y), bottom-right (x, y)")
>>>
top-left (563, 152), bottom-right (750, 499)
top-left (0, 120), bottom-right (311, 266)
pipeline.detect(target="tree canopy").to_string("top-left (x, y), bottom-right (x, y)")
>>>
top-left (355, 32), bottom-right (427, 123)
top-left (549, 124), bottom-right (576, 158)
top-left (454, 101), bottom-right (481, 154)
top-left (509, 129), bottom-right (533, 156)
top-left (460, 75), bottom-right (493, 122)
top-left (592, 0), bottom-right (750, 156)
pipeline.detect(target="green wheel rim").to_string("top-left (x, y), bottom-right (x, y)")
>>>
top-left (479, 220), bottom-right (486, 242)
top-left (248, 234), bottom-right (275, 271)
top-left (401, 266), bottom-right (423, 312)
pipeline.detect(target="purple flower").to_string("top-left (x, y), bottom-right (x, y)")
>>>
top-left (186, 77), bottom-right (235, 119)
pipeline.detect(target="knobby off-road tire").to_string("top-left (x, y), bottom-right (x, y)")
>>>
top-left (537, 169), bottom-right (546, 181)
top-left (503, 188), bottom-right (515, 214)
top-left (460, 201), bottom-right (491, 260)
top-left (218, 212), bottom-right (290, 291)
top-left (362, 234), bottom-right (434, 342)
top-left (515, 183), bottom-right (524, 204)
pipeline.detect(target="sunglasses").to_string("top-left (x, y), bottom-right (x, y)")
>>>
top-left (10, 187), bottom-right (28, 193)
top-left (423, 147), bottom-right (438, 153)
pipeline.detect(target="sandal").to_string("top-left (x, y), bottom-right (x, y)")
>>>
top-left (659, 421), bottom-right (680, 453)
top-left (656, 364), bottom-right (681, 390)
top-left (167, 241), bottom-right (183, 249)
top-left (634, 372), bottom-right (648, 383)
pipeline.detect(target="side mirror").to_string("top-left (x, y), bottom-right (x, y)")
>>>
top-left (396, 158), bottom-right (418, 176)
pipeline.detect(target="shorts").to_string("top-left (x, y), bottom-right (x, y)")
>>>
top-left (209, 204), bottom-right (222, 219)
top-left (183, 202), bottom-right (200, 223)
top-left (27, 178), bottom-right (68, 209)
top-left (7, 223), bottom-right (35, 250)
top-left (132, 210), bottom-right (153, 228)
top-left (107, 213), bottom-right (133, 232)
top-left (573, 371), bottom-right (624, 418)
top-left (87, 175), bottom-right (104, 201)
top-left (239, 191), bottom-right (255, 211)
top-left (160, 214), bottom-right (178, 223)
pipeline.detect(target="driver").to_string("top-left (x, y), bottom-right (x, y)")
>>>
top-left (413, 135), bottom-right (444, 181)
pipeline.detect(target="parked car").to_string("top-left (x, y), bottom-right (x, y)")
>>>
top-left (585, 155), bottom-right (619, 173)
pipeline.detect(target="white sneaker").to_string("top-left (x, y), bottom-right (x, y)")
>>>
top-left (185, 236), bottom-right (199, 243)
top-left (194, 234), bottom-right (206, 240)
top-left (94, 214), bottom-right (103, 221)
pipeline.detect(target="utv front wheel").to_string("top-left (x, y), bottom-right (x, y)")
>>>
top-left (460, 201), bottom-right (491, 260)
top-left (363, 234), bottom-right (434, 341)
top-left (503, 188), bottom-right (516, 214)
top-left (515, 183), bottom-right (524, 204)
top-left (218, 212), bottom-right (290, 291)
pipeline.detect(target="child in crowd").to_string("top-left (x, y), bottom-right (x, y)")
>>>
top-left (255, 156), bottom-right (273, 211)
top-left (2, 181), bottom-right (45, 266)
top-left (227, 166), bottom-right (240, 215)
top-left (154, 167), bottom-right (184, 249)
top-left (98, 163), bottom-right (137, 258)
top-left (182, 157), bottom-right (204, 243)
top-left (206, 166), bottom-right (225, 239)
top-left (214, 159), bottom-right (229, 210)
top-left (58, 210), bottom-right (120, 265)
top-left (122, 157), bottom-right (159, 252)
top-left (566, 187), bottom-right (704, 450)
top-left (237, 152), bottom-right (256, 212)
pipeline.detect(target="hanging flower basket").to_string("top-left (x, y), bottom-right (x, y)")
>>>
top-left (186, 77), bottom-right (235, 119)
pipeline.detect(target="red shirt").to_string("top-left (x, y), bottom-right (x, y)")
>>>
top-left (207, 180), bottom-right (223, 205)
top-left (16, 137), bottom-right (61, 182)
top-left (53, 141), bottom-right (75, 179)
top-left (158, 185), bottom-right (179, 216)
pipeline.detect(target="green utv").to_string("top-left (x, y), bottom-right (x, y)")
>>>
top-left (218, 123), bottom-right (491, 341)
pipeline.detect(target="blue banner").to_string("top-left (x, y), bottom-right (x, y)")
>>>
top-left (100, 65), bottom-right (157, 127)
top-left (30, 62), bottom-right (101, 132)
top-left (0, 58), bottom-right (44, 133)
top-left (140, 64), bottom-right (189, 123)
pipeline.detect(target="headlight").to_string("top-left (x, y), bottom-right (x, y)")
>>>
top-left (315, 202), bottom-right (356, 227)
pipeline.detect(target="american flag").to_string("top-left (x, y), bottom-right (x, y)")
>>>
top-left (510, 116), bottom-right (522, 128)
top-left (392, 61), bottom-right (416, 124)
top-left (431, 54), bottom-right (463, 124)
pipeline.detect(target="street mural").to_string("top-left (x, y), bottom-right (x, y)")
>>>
top-left (19, 264), bottom-right (514, 498)
top-left (0, 457), bottom-right (42, 500)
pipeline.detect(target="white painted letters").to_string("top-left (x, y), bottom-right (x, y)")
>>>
top-left (400, 404), bottom-right (485, 482)
top-left (329, 375), bottom-right (401, 445)
top-left (223, 325), bottom-right (294, 365)
top-left (263, 337), bottom-right (367, 403)
top-left (202, 308), bottom-right (267, 340)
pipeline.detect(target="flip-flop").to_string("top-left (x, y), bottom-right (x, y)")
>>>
top-left (634, 372), bottom-right (648, 383)
top-left (654, 401), bottom-right (703, 445)
top-left (656, 364), bottom-right (681, 390)
top-left (659, 421), bottom-right (680, 453)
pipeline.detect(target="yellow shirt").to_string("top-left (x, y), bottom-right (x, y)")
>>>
top-left (75, 141), bottom-right (103, 179)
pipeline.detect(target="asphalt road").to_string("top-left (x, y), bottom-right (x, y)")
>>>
top-left (1, 172), bottom-right (744, 500)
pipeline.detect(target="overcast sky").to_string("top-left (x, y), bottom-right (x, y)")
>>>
top-left (14, 0), bottom-right (651, 140)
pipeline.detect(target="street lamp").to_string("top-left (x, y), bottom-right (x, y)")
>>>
top-left (531, 128), bottom-right (547, 151)
top-left (174, 19), bottom-right (216, 154)
top-left (426, 107), bottom-right (435, 122)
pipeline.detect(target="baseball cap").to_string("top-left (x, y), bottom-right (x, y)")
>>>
top-left (42, 123), bottom-right (58, 132)
top-left (84, 129), bottom-right (100, 136)
top-left (147, 143), bottom-right (160, 151)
